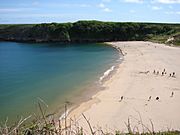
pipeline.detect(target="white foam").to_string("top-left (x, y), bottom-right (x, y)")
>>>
top-left (99, 66), bottom-right (115, 83)
top-left (116, 57), bottom-right (123, 62)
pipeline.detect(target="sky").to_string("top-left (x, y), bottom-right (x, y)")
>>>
top-left (0, 0), bottom-right (179, 24)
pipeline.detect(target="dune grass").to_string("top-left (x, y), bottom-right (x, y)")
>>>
top-left (0, 101), bottom-right (179, 135)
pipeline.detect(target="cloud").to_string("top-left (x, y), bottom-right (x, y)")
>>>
top-left (152, 6), bottom-right (162, 10)
top-left (46, 3), bottom-right (91, 8)
top-left (99, 3), bottom-right (105, 8)
top-left (103, 8), bottom-right (112, 12)
top-left (20, 2), bottom-right (91, 8)
top-left (124, 0), bottom-right (144, 3)
top-left (0, 8), bottom-right (35, 13)
top-left (1, 13), bottom-right (76, 18)
top-left (165, 11), bottom-right (180, 14)
top-left (153, 0), bottom-right (180, 4)
top-left (98, 3), bottom-right (112, 12)
top-left (0, 8), bottom-right (22, 12)
top-left (102, 0), bottom-right (112, 2)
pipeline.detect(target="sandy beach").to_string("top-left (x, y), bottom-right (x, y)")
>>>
top-left (67, 41), bottom-right (180, 133)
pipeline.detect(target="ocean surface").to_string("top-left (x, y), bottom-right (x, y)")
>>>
top-left (0, 42), bottom-right (120, 122)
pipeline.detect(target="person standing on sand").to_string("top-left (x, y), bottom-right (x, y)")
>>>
top-left (171, 92), bottom-right (174, 97)
top-left (157, 71), bottom-right (159, 75)
top-left (156, 97), bottom-right (160, 101)
top-left (162, 72), bottom-right (164, 76)
top-left (148, 96), bottom-right (151, 101)
top-left (172, 72), bottom-right (175, 77)
top-left (119, 96), bottom-right (124, 102)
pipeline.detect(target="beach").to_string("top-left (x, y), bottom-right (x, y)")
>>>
top-left (67, 41), bottom-right (180, 133)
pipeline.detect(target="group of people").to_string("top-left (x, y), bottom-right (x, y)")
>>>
top-left (119, 91), bottom-right (174, 102)
top-left (153, 69), bottom-right (176, 77)
top-left (118, 68), bottom-right (176, 102)
top-left (147, 91), bottom-right (174, 102)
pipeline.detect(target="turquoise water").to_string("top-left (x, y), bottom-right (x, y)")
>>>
top-left (0, 42), bottom-right (120, 122)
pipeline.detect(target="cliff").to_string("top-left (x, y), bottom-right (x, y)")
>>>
top-left (0, 21), bottom-right (179, 44)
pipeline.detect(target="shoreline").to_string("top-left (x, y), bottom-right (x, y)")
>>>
top-left (55, 42), bottom-right (124, 130)
top-left (0, 42), bottom-right (120, 123)
top-left (65, 41), bottom-right (180, 133)
top-left (56, 45), bottom-right (122, 119)
top-left (53, 43), bottom-right (123, 130)
top-left (45, 43), bottom-right (122, 123)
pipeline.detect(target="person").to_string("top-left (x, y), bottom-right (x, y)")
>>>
top-left (153, 70), bottom-right (156, 74)
top-left (171, 92), bottom-right (174, 97)
top-left (162, 72), bottom-right (164, 76)
top-left (119, 96), bottom-right (124, 102)
top-left (172, 72), bottom-right (175, 77)
top-left (156, 97), bottom-right (159, 100)
top-left (148, 96), bottom-right (151, 101)
top-left (169, 73), bottom-right (171, 77)
top-left (163, 69), bottom-right (165, 72)
top-left (157, 71), bottom-right (159, 75)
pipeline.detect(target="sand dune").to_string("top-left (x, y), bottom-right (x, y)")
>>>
top-left (68, 41), bottom-right (180, 133)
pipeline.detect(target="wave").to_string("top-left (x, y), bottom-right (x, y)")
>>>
top-left (99, 65), bottom-right (115, 83)
top-left (116, 57), bottom-right (123, 62)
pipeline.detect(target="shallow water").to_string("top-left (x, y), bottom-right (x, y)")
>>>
top-left (0, 42), bottom-right (120, 122)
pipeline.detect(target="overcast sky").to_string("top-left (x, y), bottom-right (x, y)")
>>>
top-left (0, 0), bottom-right (179, 24)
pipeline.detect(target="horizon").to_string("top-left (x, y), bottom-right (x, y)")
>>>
top-left (0, 0), bottom-right (180, 24)
top-left (0, 20), bottom-right (180, 25)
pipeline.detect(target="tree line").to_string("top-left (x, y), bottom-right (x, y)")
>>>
top-left (0, 20), bottom-right (179, 43)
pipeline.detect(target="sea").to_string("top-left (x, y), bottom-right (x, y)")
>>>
top-left (0, 42), bottom-right (121, 123)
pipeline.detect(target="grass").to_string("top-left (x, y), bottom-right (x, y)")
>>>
top-left (0, 101), bottom-right (179, 135)
top-left (149, 35), bottom-right (168, 44)
top-left (148, 29), bottom-right (180, 46)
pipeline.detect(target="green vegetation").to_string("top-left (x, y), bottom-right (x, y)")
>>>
top-left (0, 21), bottom-right (179, 45)
top-left (1, 115), bottom-right (180, 135)
top-left (1, 101), bottom-right (180, 135)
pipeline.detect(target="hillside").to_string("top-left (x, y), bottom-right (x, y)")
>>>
top-left (0, 21), bottom-right (179, 45)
